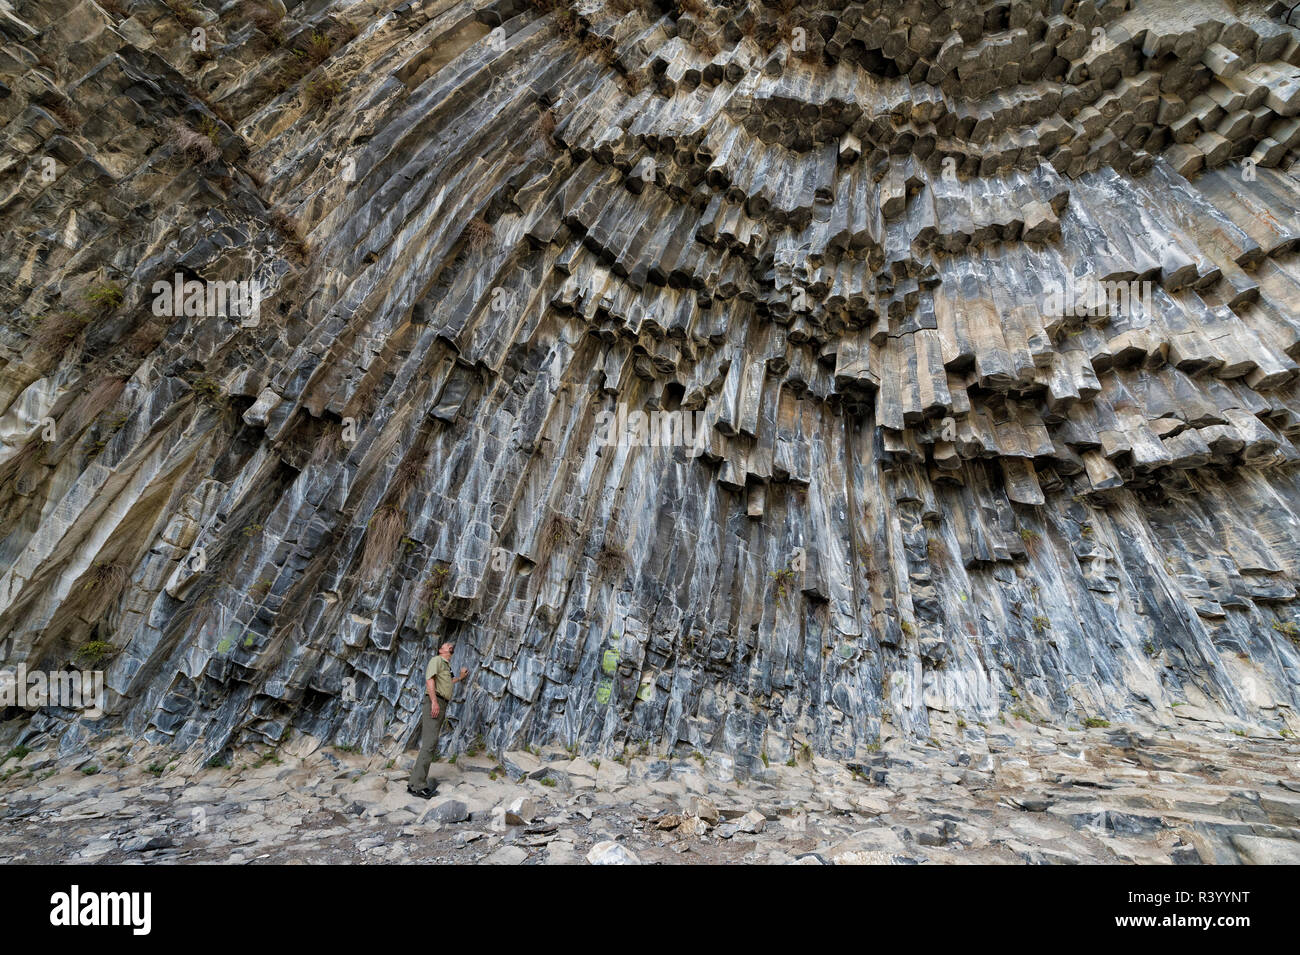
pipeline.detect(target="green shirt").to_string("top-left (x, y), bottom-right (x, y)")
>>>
top-left (426, 655), bottom-right (453, 701)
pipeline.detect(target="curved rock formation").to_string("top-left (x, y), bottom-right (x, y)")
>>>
top-left (2, 0), bottom-right (1300, 769)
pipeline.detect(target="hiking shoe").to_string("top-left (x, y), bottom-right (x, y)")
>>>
top-left (407, 785), bottom-right (436, 799)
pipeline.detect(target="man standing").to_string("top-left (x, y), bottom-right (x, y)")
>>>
top-left (408, 640), bottom-right (469, 798)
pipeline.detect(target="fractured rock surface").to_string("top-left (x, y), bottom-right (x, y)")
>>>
top-left (1, 721), bottom-right (1297, 864)
top-left (0, 0), bottom-right (1299, 774)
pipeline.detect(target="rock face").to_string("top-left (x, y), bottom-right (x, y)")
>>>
top-left (2, 0), bottom-right (1300, 769)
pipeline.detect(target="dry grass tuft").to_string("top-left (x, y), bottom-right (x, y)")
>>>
top-left (417, 563), bottom-right (454, 623)
top-left (243, 0), bottom-right (281, 32)
top-left (462, 217), bottom-right (494, 251)
top-left (270, 207), bottom-right (309, 258)
top-left (62, 377), bottom-right (126, 436)
top-left (164, 1), bottom-right (203, 28)
top-left (30, 310), bottom-right (89, 354)
top-left (0, 439), bottom-right (47, 495)
top-left (360, 504), bottom-right (406, 576)
top-left (391, 456), bottom-right (424, 505)
top-left (309, 429), bottom-right (341, 466)
top-left (164, 117), bottom-right (221, 163)
top-left (595, 539), bottom-right (628, 576)
top-left (543, 511), bottom-right (579, 548)
top-left (328, 20), bottom-right (360, 45)
top-left (74, 560), bottom-right (130, 622)
top-left (579, 32), bottom-right (616, 60)
top-left (552, 8), bottom-right (581, 39)
top-left (46, 99), bottom-right (83, 130)
top-left (535, 107), bottom-right (558, 147)
top-left (126, 322), bottom-right (164, 355)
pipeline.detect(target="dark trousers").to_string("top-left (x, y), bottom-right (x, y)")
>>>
top-left (408, 696), bottom-right (448, 789)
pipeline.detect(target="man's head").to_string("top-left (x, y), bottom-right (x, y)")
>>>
top-left (438, 641), bottom-right (455, 660)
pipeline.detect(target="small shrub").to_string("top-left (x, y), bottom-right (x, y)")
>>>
top-left (2, 746), bottom-right (31, 764)
top-left (1273, 620), bottom-right (1300, 645)
top-left (305, 75), bottom-right (342, 108)
top-left (769, 566), bottom-right (796, 603)
top-left (1083, 717), bottom-right (1110, 728)
top-left (1031, 614), bottom-right (1050, 633)
top-left (304, 31), bottom-right (334, 65)
top-left (75, 638), bottom-right (118, 664)
top-left (1018, 527), bottom-right (1041, 554)
top-left (191, 376), bottom-right (222, 403)
top-left (84, 282), bottom-right (124, 313)
top-left (553, 9), bottom-right (580, 39)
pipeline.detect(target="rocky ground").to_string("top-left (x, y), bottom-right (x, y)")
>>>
top-left (1, 718), bottom-right (1298, 865)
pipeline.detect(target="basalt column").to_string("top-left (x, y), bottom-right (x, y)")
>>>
top-left (1, 0), bottom-right (1299, 769)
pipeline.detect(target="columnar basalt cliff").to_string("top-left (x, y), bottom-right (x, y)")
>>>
top-left (2, 0), bottom-right (1300, 770)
